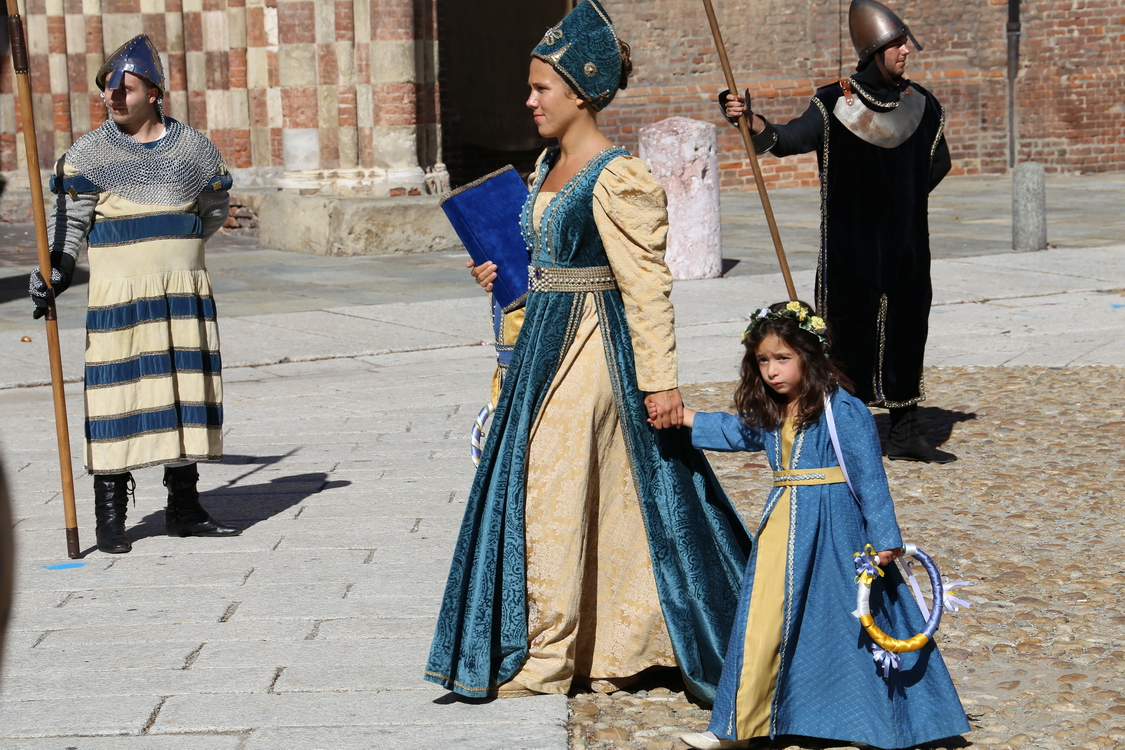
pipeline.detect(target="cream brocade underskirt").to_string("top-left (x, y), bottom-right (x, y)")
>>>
top-left (512, 295), bottom-right (675, 694)
top-left (735, 417), bottom-right (796, 737)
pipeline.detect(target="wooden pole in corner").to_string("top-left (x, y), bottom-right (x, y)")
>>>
top-left (700, 0), bottom-right (798, 301)
top-left (7, 0), bottom-right (82, 558)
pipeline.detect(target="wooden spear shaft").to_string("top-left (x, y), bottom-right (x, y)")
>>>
top-left (7, 1), bottom-right (81, 558)
top-left (699, 0), bottom-right (798, 301)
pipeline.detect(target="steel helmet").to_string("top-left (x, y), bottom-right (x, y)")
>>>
top-left (849, 0), bottom-right (923, 62)
top-left (96, 34), bottom-right (165, 93)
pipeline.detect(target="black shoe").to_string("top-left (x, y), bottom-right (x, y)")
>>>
top-left (93, 473), bottom-right (134, 553)
top-left (886, 406), bottom-right (957, 464)
top-left (164, 464), bottom-right (241, 538)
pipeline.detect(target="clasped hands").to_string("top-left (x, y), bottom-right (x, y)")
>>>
top-left (644, 389), bottom-right (684, 430)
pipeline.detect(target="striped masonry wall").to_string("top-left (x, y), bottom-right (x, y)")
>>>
top-left (0, 0), bottom-right (444, 206)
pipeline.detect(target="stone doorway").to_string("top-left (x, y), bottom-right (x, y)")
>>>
top-left (438, 0), bottom-right (570, 187)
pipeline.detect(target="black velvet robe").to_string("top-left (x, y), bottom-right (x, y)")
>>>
top-left (764, 80), bottom-right (950, 407)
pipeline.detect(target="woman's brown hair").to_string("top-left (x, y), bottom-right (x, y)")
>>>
top-left (618, 40), bottom-right (633, 90)
top-left (733, 301), bottom-right (853, 432)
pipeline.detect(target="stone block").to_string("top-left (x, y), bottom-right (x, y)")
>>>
top-left (371, 125), bottom-right (420, 170)
top-left (638, 117), bottom-right (722, 280)
top-left (150, 690), bottom-right (568, 734)
top-left (278, 43), bottom-right (316, 87)
top-left (0, 665), bottom-right (276, 701)
top-left (257, 192), bottom-right (459, 256)
top-left (370, 40), bottom-right (418, 85)
top-left (0, 736), bottom-right (243, 749)
top-left (255, 191), bottom-right (333, 254)
top-left (242, 723), bottom-right (568, 750)
top-left (329, 196), bottom-right (459, 254)
top-left (282, 128), bottom-right (320, 171)
top-left (0, 695), bottom-right (161, 738)
top-left (1012, 160), bottom-right (1047, 252)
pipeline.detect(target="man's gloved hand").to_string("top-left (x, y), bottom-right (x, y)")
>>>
top-left (718, 88), bottom-right (752, 126)
top-left (29, 252), bottom-right (76, 320)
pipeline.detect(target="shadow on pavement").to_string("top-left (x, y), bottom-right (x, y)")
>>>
top-left (120, 452), bottom-right (351, 543)
top-left (873, 406), bottom-right (978, 449)
top-left (126, 471), bottom-right (352, 542)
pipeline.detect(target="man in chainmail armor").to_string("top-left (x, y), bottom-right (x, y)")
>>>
top-left (721, 0), bottom-right (955, 464)
top-left (28, 34), bottom-right (240, 553)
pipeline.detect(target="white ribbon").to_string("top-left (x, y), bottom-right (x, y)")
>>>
top-left (897, 557), bottom-right (931, 618)
top-left (872, 645), bottom-right (901, 678)
top-left (942, 579), bottom-right (972, 613)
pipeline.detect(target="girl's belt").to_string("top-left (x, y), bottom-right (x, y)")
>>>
top-left (772, 466), bottom-right (846, 486)
top-left (528, 265), bottom-right (617, 292)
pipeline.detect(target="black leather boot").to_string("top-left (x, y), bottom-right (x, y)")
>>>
top-left (885, 406), bottom-right (957, 464)
top-left (164, 464), bottom-right (241, 537)
top-left (93, 473), bottom-right (134, 553)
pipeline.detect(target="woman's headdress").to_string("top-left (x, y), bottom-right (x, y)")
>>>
top-left (532, 0), bottom-right (622, 111)
top-left (743, 301), bottom-right (829, 350)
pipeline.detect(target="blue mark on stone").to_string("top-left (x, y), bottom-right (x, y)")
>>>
top-left (45, 562), bottom-right (86, 570)
top-left (1112, 304), bottom-right (1124, 309)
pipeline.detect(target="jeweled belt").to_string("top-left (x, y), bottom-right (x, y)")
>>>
top-left (772, 466), bottom-right (846, 486)
top-left (528, 265), bottom-right (617, 293)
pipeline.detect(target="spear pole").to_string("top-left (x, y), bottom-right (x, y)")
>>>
top-left (7, 0), bottom-right (81, 558)
top-left (699, 0), bottom-right (797, 301)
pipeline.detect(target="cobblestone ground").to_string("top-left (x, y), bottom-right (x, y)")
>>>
top-left (567, 366), bottom-right (1125, 750)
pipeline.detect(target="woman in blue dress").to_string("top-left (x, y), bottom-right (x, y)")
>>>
top-left (424, 0), bottom-right (751, 701)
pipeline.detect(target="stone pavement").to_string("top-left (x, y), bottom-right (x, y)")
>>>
top-left (574, 364), bottom-right (1125, 750)
top-left (0, 173), bottom-right (1122, 749)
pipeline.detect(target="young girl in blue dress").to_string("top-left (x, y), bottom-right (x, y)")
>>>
top-left (669, 301), bottom-right (969, 750)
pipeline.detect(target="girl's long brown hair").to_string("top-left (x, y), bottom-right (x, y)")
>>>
top-left (734, 301), bottom-right (853, 432)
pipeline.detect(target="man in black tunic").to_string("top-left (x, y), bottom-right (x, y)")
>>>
top-left (722, 0), bottom-right (954, 463)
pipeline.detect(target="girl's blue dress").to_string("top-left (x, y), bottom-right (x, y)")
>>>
top-left (692, 388), bottom-right (970, 748)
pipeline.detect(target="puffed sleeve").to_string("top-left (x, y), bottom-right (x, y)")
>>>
top-left (592, 155), bottom-right (677, 392)
top-left (832, 390), bottom-right (903, 551)
top-left (690, 411), bottom-right (766, 453)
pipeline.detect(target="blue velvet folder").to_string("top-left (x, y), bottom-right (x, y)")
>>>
top-left (439, 165), bottom-right (530, 312)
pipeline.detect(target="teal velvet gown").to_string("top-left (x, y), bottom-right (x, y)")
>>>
top-left (424, 146), bottom-right (753, 701)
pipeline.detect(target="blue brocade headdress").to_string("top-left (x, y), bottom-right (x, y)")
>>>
top-left (532, 0), bottom-right (622, 111)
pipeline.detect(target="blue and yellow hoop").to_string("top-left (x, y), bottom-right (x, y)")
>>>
top-left (853, 543), bottom-right (945, 677)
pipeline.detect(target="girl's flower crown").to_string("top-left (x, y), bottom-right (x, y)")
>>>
top-left (742, 301), bottom-right (828, 349)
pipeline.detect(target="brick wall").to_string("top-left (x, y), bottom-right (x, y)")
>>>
top-left (2, 1), bottom-right (1120, 197)
top-left (600, 0), bottom-right (1125, 189)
